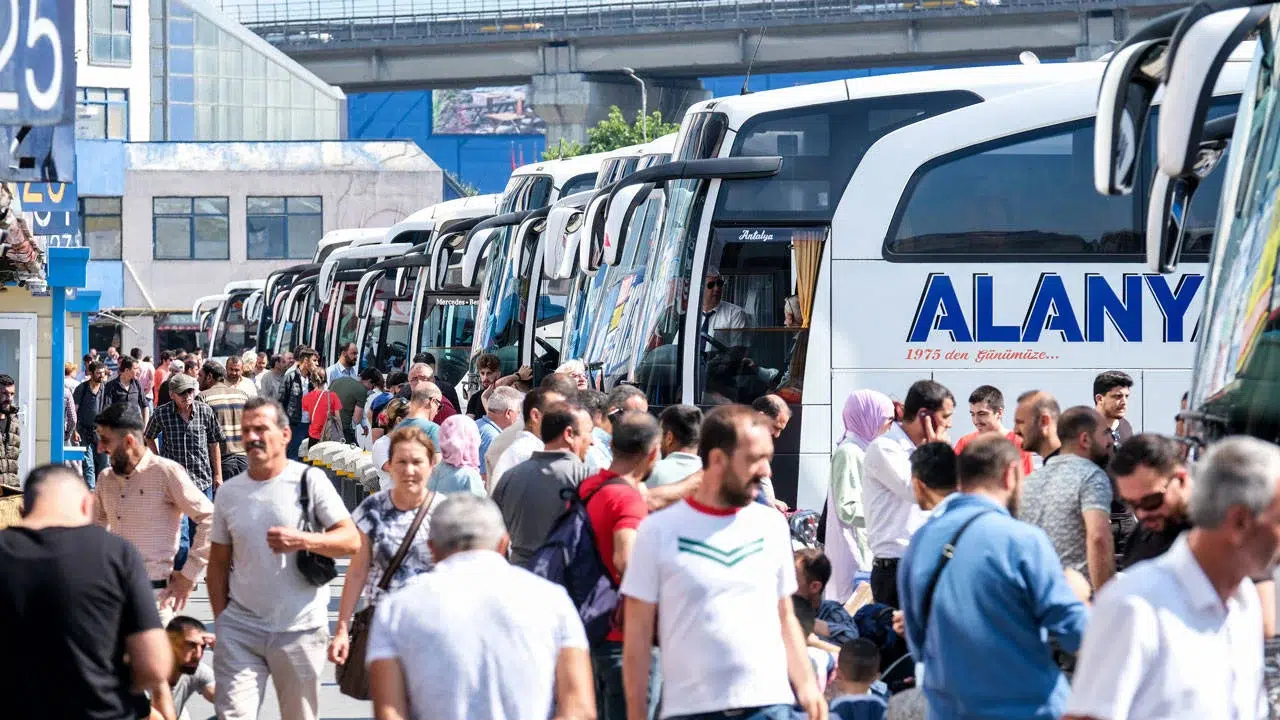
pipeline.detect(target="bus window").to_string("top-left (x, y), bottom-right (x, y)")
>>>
top-left (718, 92), bottom-right (980, 223)
top-left (212, 297), bottom-right (249, 357)
top-left (419, 297), bottom-right (478, 387)
top-left (694, 227), bottom-right (824, 406)
top-left (885, 121), bottom-right (1139, 258)
top-left (560, 172), bottom-right (597, 197)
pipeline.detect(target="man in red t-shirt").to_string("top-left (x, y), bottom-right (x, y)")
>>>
top-left (952, 384), bottom-right (1035, 475)
top-left (579, 411), bottom-right (662, 720)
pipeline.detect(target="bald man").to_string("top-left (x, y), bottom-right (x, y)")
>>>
top-left (0, 465), bottom-right (175, 718)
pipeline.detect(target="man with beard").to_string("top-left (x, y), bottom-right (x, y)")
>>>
top-left (621, 404), bottom-right (826, 720)
top-left (899, 435), bottom-right (1088, 720)
top-left (1019, 407), bottom-right (1116, 591)
top-left (159, 616), bottom-right (216, 716)
top-left (93, 402), bottom-right (214, 624)
top-left (1013, 389), bottom-right (1063, 462)
top-left (74, 361), bottom-right (112, 483)
top-left (1110, 433), bottom-right (1195, 569)
top-left (1066, 437), bottom-right (1280, 719)
top-left (0, 374), bottom-right (20, 490)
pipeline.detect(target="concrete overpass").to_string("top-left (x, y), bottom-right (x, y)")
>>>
top-left (225, 0), bottom-right (1187, 142)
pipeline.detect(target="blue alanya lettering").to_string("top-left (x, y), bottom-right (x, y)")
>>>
top-left (907, 272), bottom-right (1203, 343)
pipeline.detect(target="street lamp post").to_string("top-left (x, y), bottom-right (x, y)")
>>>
top-left (622, 67), bottom-right (648, 142)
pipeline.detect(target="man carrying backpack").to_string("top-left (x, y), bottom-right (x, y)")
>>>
top-left (573, 412), bottom-right (663, 720)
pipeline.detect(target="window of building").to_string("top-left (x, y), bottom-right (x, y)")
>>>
top-left (153, 196), bottom-right (229, 259)
top-left (80, 198), bottom-right (123, 260)
top-left (246, 196), bottom-right (323, 259)
top-left (75, 89), bottom-right (129, 140)
top-left (89, 0), bottom-right (132, 66)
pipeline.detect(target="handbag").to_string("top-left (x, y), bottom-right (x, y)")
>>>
top-left (321, 391), bottom-right (346, 444)
top-left (296, 468), bottom-right (339, 587)
top-left (336, 490), bottom-right (434, 699)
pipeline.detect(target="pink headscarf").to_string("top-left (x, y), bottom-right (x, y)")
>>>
top-left (438, 414), bottom-right (481, 469)
top-left (840, 390), bottom-right (895, 449)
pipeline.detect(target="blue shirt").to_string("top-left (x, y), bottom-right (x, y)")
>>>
top-left (898, 493), bottom-right (1088, 720)
top-left (829, 694), bottom-right (887, 720)
top-left (476, 416), bottom-right (501, 475)
top-left (816, 599), bottom-right (860, 645)
top-left (396, 417), bottom-right (441, 448)
top-left (429, 462), bottom-right (486, 497)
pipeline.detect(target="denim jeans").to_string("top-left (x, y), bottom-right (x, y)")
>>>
top-left (287, 422), bottom-right (309, 461)
top-left (174, 483), bottom-right (215, 572)
top-left (591, 641), bottom-right (661, 720)
top-left (667, 705), bottom-right (792, 720)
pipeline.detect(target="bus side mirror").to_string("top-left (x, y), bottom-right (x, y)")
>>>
top-left (1094, 38), bottom-right (1167, 195)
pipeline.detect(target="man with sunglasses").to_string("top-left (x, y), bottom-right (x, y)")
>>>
top-left (701, 272), bottom-right (751, 348)
top-left (1109, 434), bottom-right (1193, 570)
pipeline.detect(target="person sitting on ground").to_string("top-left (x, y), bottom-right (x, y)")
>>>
top-left (792, 595), bottom-right (837, 696)
top-left (157, 616), bottom-right (216, 718)
top-left (430, 415), bottom-right (486, 497)
top-left (794, 549), bottom-right (861, 646)
top-left (829, 639), bottom-right (888, 720)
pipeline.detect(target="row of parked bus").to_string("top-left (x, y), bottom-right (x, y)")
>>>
top-left (191, 17), bottom-right (1262, 508)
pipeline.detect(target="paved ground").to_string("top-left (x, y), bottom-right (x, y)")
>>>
top-left (182, 560), bottom-right (373, 720)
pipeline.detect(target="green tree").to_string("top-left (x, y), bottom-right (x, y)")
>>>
top-left (542, 137), bottom-right (586, 160)
top-left (540, 106), bottom-right (681, 160)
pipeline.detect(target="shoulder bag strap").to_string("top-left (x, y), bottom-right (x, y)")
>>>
top-left (298, 466), bottom-right (314, 531)
top-left (377, 491), bottom-right (435, 592)
top-left (919, 510), bottom-right (991, 640)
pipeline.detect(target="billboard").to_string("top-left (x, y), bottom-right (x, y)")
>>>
top-left (432, 85), bottom-right (546, 136)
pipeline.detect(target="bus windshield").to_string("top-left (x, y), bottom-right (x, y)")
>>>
top-left (211, 294), bottom-right (251, 357)
top-left (419, 295), bottom-right (478, 387)
top-left (1190, 24), bottom-right (1280, 443)
top-left (360, 275), bottom-right (412, 374)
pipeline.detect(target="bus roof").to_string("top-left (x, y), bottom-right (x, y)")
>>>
top-left (386, 194), bottom-right (501, 243)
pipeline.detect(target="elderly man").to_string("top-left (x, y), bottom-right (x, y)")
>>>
top-left (367, 493), bottom-right (595, 720)
top-left (752, 393), bottom-right (792, 511)
top-left (199, 360), bottom-right (251, 481)
top-left (396, 385), bottom-right (444, 447)
top-left (477, 385), bottom-right (522, 481)
top-left (400, 362), bottom-right (458, 423)
top-left (1066, 437), bottom-right (1280, 719)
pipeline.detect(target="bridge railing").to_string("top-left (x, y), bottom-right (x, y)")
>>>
top-left (219, 0), bottom-right (1140, 45)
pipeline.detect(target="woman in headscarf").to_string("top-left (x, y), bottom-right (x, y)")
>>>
top-left (825, 389), bottom-right (896, 603)
top-left (428, 414), bottom-right (486, 497)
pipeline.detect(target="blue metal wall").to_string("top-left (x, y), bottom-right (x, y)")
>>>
top-left (348, 66), bottom-right (954, 194)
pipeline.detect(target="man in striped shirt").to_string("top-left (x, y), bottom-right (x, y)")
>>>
top-left (199, 360), bottom-right (250, 481)
top-left (93, 401), bottom-right (214, 624)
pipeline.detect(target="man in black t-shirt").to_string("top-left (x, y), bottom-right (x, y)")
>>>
top-left (1109, 433), bottom-right (1195, 569)
top-left (104, 356), bottom-right (152, 426)
top-left (0, 464), bottom-right (174, 719)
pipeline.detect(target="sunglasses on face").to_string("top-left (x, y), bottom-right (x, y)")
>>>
top-left (706, 279), bottom-right (724, 289)
top-left (1126, 478), bottom-right (1174, 512)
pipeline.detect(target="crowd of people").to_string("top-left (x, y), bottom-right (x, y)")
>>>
top-left (2, 345), bottom-right (1278, 720)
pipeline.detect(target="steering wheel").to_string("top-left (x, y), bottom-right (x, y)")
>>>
top-left (701, 333), bottom-right (730, 354)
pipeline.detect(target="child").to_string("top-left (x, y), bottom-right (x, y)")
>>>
top-left (829, 639), bottom-right (888, 720)
top-left (792, 594), bottom-right (837, 695)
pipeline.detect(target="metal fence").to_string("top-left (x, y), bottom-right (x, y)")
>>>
top-left (218, 0), bottom-right (1160, 47)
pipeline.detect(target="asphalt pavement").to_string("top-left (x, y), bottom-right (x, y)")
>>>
top-left (181, 560), bottom-right (373, 720)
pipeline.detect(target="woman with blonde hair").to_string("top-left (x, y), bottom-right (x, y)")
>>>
top-left (825, 389), bottom-right (896, 603)
top-left (329, 426), bottom-right (443, 698)
top-left (555, 358), bottom-right (589, 390)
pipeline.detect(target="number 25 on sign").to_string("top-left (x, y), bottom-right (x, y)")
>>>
top-left (0, 0), bottom-right (72, 126)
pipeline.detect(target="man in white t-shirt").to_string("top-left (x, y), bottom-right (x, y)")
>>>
top-left (1065, 437), bottom-right (1280, 720)
top-left (207, 396), bottom-right (360, 720)
top-left (367, 493), bottom-right (595, 720)
top-left (620, 404), bottom-right (826, 720)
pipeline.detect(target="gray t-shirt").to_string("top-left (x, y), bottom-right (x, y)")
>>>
top-left (1020, 453), bottom-right (1113, 574)
top-left (210, 461), bottom-right (350, 632)
top-left (490, 450), bottom-right (587, 567)
top-left (171, 662), bottom-right (214, 713)
top-left (646, 452), bottom-right (702, 488)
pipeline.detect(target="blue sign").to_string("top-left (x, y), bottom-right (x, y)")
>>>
top-left (22, 179), bottom-right (77, 246)
top-left (0, 0), bottom-right (74, 126)
top-left (907, 272), bottom-right (1204, 344)
top-left (0, 120), bottom-right (72, 181)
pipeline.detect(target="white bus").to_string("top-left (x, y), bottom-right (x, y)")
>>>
top-left (588, 59), bottom-right (1244, 510)
top-left (205, 280), bottom-right (265, 363)
top-left (351, 194), bottom-right (500, 377)
top-left (461, 151), bottom-right (616, 378)
top-left (272, 227), bottom-right (388, 356)
top-left (1100, 4), bottom-right (1280, 446)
